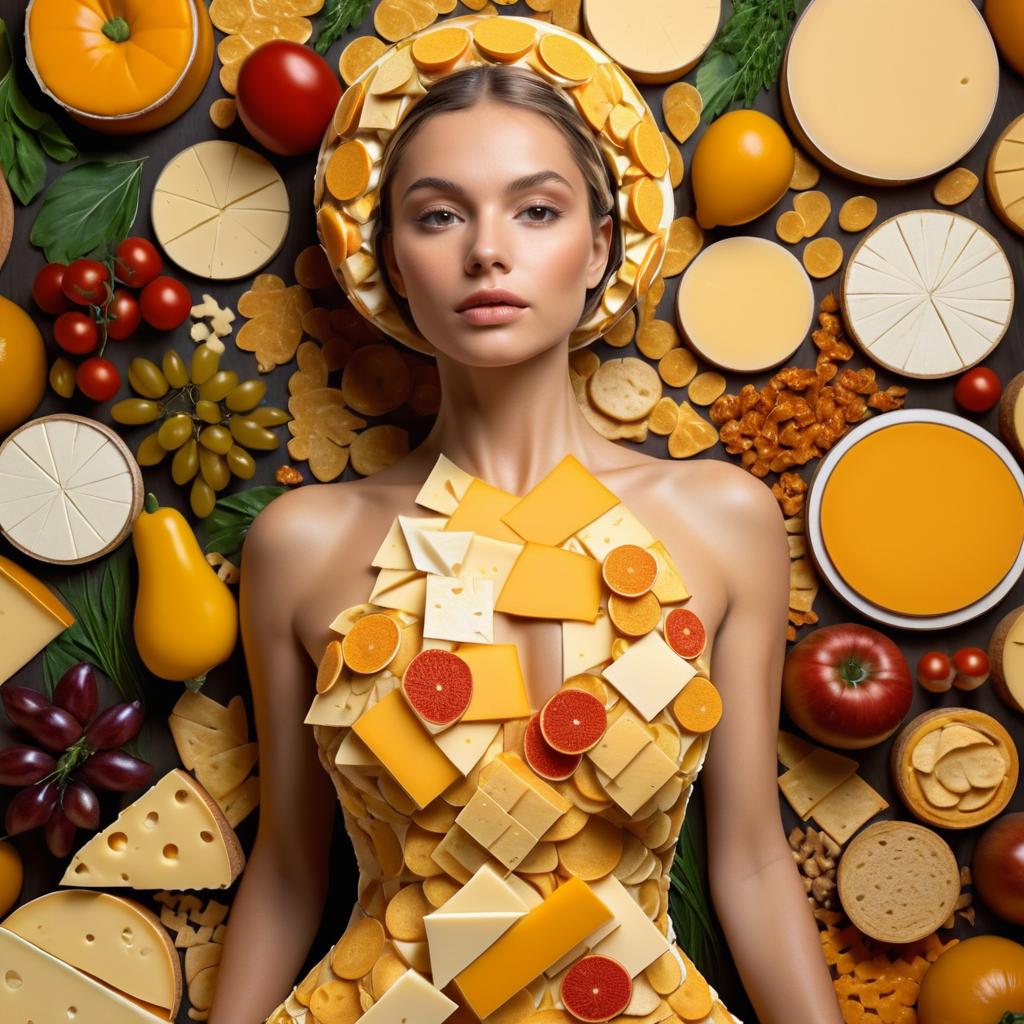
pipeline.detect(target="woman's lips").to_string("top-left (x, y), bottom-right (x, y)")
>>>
top-left (457, 304), bottom-right (528, 325)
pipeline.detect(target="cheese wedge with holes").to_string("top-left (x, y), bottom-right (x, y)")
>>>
top-left (0, 555), bottom-right (73, 684)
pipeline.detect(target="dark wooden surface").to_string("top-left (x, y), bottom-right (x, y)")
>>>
top-left (0, 1), bottom-right (1022, 1021)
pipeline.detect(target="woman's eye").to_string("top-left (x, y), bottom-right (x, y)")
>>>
top-left (418, 207), bottom-right (458, 226)
top-left (417, 204), bottom-right (560, 227)
top-left (521, 204), bottom-right (560, 222)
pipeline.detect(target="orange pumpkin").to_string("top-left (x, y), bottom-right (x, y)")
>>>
top-left (25, 0), bottom-right (213, 134)
top-left (917, 935), bottom-right (1024, 1024)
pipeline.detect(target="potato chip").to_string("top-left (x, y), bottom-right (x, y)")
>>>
top-left (838, 195), bottom-right (878, 233)
top-left (668, 401), bottom-right (717, 459)
top-left (384, 882), bottom-right (431, 941)
top-left (289, 340), bottom-right (329, 397)
top-left (350, 424), bottom-right (410, 476)
top-left (933, 166), bottom-right (979, 206)
top-left (603, 309), bottom-right (635, 348)
top-left (209, 98), bottom-right (237, 129)
top-left (687, 371), bottom-right (726, 406)
top-left (802, 236), bottom-right (844, 278)
top-left (792, 190), bottom-right (831, 237)
top-left (375, 0), bottom-right (438, 42)
top-left (288, 388), bottom-right (365, 481)
top-left (340, 35), bottom-right (388, 84)
top-left (789, 148), bottom-right (820, 191)
top-left (294, 245), bottom-right (337, 291)
top-left (636, 319), bottom-right (678, 360)
top-left (341, 343), bottom-right (412, 415)
top-left (331, 916), bottom-right (386, 980)
top-left (775, 209), bottom-right (806, 245)
top-left (236, 275), bottom-right (313, 373)
top-left (662, 82), bottom-right (701, 144)
top-left (570, 348), bottom-right (601, 378)
top-left (663, 131), bottom-right (684, 189)
top-left (648, 396), bottom-right (679, 435)
top-left (370, 952), bottom-right (408, 1000)
top-left (662, 216), bottom-right (703, 277)
top-left (569, 368), bottom-right (648, 441)
top-left (556, 815), bottom-right (623, 880)
top-left (658, 347), bottom-right (697, 389)
top-left (588, 356), bottom-right (662, 420)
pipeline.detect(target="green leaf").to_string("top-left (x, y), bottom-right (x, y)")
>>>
top-left (29, 158), bottom-right (144, 263)
top-left (7, 119), bottom-right (46, 206)
top-left (202, 485), bottom-right (286, 562)
top-left (315, 0), bottom-right (373, 55)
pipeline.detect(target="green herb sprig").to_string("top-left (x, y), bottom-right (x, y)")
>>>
top-left (0, 17), bottom-right (77, 204)
top-left (202, 486), bottom-right (287, 564)
top-left (315, 0), bottom-right (374, 55)
top-left (695, 0), bottom-right (811, 122)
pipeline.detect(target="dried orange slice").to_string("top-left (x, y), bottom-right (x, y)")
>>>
top-left (401, 649), bottom-right (473, 726)
top-left (608, 591), bottom-right (661, 637)
top-left (561, 954), bottom-right (632, 1022)
top-left (540, 688), bottom-right (608, 754)
top-left (326, 140), bottom-right (372, 201)
top-left (524, 711), bottom-right (581, 780)
top-left (316, 639), bottom-right (344, 694)
top-left (602, 543), bottom-right (659, 597)
top-left (341, 612), bottom-right (401, 674)
top-left (664, 607), bottom-right (706, 658)
top-left (672, 677), bottom-right (723, 733)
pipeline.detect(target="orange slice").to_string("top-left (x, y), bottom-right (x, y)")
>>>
top-left (341, 612), bottom-right (401, 674)
top-left (602, 543), bottom-right (659, 597)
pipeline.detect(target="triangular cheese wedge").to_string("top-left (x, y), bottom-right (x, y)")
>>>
top-left (415, 453), bottom-right (474, 514)
top-left (424, 912), bottom-right (524, 989)
top-left (398, 515), bottom-right (470, 574)
top-left (61, 769), bottom-right (244, 890)
top-left (194, 742), bottom-right (258, 800)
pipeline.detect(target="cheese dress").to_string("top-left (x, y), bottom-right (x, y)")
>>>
top-left (267, 452), bottom-right (743, 1024)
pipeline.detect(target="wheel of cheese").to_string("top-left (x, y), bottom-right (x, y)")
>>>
top-left (780, 0), bottom-right (999, 185)
top-left (152, 141), bottom-right (290, 280)
top-left (582, 0), bottom-right (721, 84)
top-left (990, 604), bottom-right (1024, 715)
top-left (0, 414), bottom-right (143, 565)
top-left (675, 236), bottom-right (814, 373)
top-left (806, 410), bottom-right (1024, 629)
top-left (841, 210), bottom-right (1013, 379)
top-left (986, 113), bottom-right (1024, 238)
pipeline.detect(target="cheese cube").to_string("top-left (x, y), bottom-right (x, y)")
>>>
top-left (495, 542), bottom-right (602, 622)
top-left (423, 575), bottom-right (494, 644)
top-left (0, 556), bottom-right (73, 684)
top-left (602, 630), bottom-right (697, 720)
top-left (489, 823), bottom-right (541, 870)
top-left (457, 790), bottom-right (521, 847)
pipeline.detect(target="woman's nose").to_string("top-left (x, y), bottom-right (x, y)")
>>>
top-left (465, 208), bottom-right (512, 274)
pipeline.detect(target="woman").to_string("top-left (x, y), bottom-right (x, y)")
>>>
top-left (210, 57), bottom-right (842, 1024)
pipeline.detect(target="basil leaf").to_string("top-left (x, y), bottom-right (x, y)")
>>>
top-left (38, 118), bottom-right (78, 162)
top-left (315, 0), bottom-right (372, 55)
top-left (7, 119), bottom-right (46, 206)
top-left (30, 158), bottom-right (144, 263)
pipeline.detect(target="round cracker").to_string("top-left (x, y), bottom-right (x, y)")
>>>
top-left (330, 916), bottom-right (386, 979)
top-left (557, 814), bottom-right (623, 880)
top-left (636, 319), bottom-right (679, 360)
top-left (310, 979), bottom-right (361, 1024)
top-left (384, 882), bottom-right (431, 941)
top-left (588, 357), bottom-right (662, 421)
top-left (604, 309), bottom-right (635, 348)
top-left (349, 425), bottom-right (409, 476)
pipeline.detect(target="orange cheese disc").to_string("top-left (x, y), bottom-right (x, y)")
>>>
top-left (341, 612), bottom-right (402, 673)
top-left (819, 421), bottom-right (1024, 616)
top-left (472, 17), bottom-right (536, 61)
top-left (411, 26), bottom-right (471, 72)
top-left (628, 120), bottom-right (669, 179)
top-left (326, 140), bottom-right (373, 202)
top-left (318, 205), bottom-right (359, 268)
top-left (333, 81), bottom-right (366, 138)
top-left (627, 177), bottom-right (664, 235)
top-left (537, 34), bottom-right (597, 82)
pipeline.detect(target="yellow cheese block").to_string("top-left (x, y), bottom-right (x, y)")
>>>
top-left (444, 478), bottom-right (523, 544)
top-left (2, 890), bottom-right (180, 1016)
top-left (0, 555), bottom-right (73, 685)
top-left (454, 643), bottom-right (532, 720)
top-left (496, 542), bottom-right (603, 622)
top-left (501, 453), bottom-right (620, 546)
top-left (352, 689), bottom-right (461, 808)
top-left (453, 876), bottom-right (613, 1018)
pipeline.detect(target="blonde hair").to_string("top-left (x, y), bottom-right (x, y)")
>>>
top-left (372, 63), bottom-right (623, 336)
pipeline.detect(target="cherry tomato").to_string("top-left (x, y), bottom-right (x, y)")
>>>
top-left (139, 276), bottom-right (191, 331)
top-left (115, 237), bottom-right (163, 289)
top-left (76, 357), bottom-right (121, 402)
top-left (916, 651), bottom-right (953, 693)
top-left (952, 646), bottom-right (991, 691)
top-left (61, 259), bottom-right (110, 306)
top-left (236, 40), bottom-right (341, 155)
top-left (54, 311), bottom-right (99, 355)
top-left (32, 263), bottom-right (70, 315)
top-left (105, 289), bottom-right (142, 341)
top-left (954, 367), bottom-right (1002, 413)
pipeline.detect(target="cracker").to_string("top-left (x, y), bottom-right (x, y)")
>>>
top-left (778, 748), bottom-right (859, 818)
top-left (777, 729), bottom-right (815, 769)
top-left (570, 348), bottom-right (601, 379)
top-left (687, 371), bottom-right (726, 407)
top-left (570, 368), bottom-right (648, 441)
top-left (636, 319), bottom-right (678, 360)
top-left (811, 773), bottom-right (889, 845)
top-left (658, 348), bottom-right (697, 389)
top-left (587, 357), bottom-right (662, 421)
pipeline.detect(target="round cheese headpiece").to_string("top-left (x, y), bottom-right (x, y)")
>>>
top-left (313, 14), bottom-right (673, 355)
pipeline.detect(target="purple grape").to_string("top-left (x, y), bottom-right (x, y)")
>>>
top-left (81, 749), bottom-right (153, 792)
top-left (61, 780), bottom-right (100, 830)
top-left (19, 704), bottom-right (82, 752)
top-left (44, 805), bottom-right (77, 858)
top-left (4, 780), bottom-right (58, 835)
top-left (2, 686), bottom-right (51, 730)
top-left (84, 700), bottom-right (143, 750)
top-left (53, 663), bottom-right (98, 727)
top-left (0, 745), bottom-right (56, 786)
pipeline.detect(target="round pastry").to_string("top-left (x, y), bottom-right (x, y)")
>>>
top-left (312, 14), bottom-right (673, 355)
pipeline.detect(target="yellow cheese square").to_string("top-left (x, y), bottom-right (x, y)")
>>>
top-left (454, 644), bottom-right (532, 721)
top-left (488, 822), bottom-right (541, 870)
top-left (457, 790), bottom-right (519, 847)
top-left (575, 502), bottom-right (657, 561)
top-left (501, 454), bottom-right (620, 546)
top-left (562, 602), bottom-right (615, 678)
top-left (587, 712), bottom-right (652, 779)
top-left (445, 478), bottom-right (523, 544)
top-left (648, 539), bottom-right (690, 603)
top-left (495, 542), bottom-right (602, 622)
top-left (352, 690), bottom-right (461, 809)
top-left (0, 556), bottom-right (74, 685)
top-left (601, 741), bottom-right (678, 815)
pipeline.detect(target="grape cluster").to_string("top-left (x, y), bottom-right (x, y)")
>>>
top-left (0, 664), bottom-right (152, 858)
top-left (111, 342), bottom-right (289, 518)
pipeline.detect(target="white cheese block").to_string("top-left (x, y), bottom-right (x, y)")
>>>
top-left (424, 912), bottom-right (524, 989)
top-left (423, 574), bottom-right (494, 644)
top-left (415, 453), bottom-right (475, 514)
top-left (371, 514), bottom-right (447, 570)
top-left (575, 502), bottom-right (656, 562)
top-left (842, 211), bottom-right (1012, 379)
top-left (588, 874), bottom-right (671, 976)
top-left (602, 629), bottom-right (697, 720)
top-left (358, 968), bottom-right (458, 1024)
top-left (399, 515), bottom-right (473, 575)
top-left (562, 602), bottom-right (616, 679)
top-left (434, 720), bottom-right (501, 775)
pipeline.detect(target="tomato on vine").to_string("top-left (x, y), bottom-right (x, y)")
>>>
top-left (115, 237), bottom-right (163, 289)
top-left (32, 263), bottom-right (70, 315)
top-left (105, 289), bottom-right (142, 341)
top-left (61, 259), bottom-right (110, 306)
top-left (54, 312), bottom-right (99, 355)
top-left (76, 357), bottom-right (121, 402)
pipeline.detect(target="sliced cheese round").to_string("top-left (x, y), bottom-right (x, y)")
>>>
top-left (0, 414), bottom-right (142, 565)
top-left (842, 210), bottom-right (1013, 379)
top-left (986, 113), bottom-right (1024, 237)
top-left (782, 0), bottom-right (999, 184)
top-left (582, 0), bottom-right (720, 83)
top-left (151, 141), bottom-right (290, 280)
top-left (675, 236), bottom-right (814, 373)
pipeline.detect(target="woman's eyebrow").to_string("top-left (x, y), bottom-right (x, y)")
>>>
top-left (403, 169), bottom-right (574, 200)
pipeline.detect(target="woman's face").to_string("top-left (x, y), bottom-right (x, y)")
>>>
top-left (382, 99), bottom-right (613, 366)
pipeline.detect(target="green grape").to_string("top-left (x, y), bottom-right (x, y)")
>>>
top-left (199, 448), bottom-right (231, 491)
top-left (225, 379), bottom-right (266, 413)
top-left (198, 370), bottom-right (240, 403)
top-left (190, 476), bottom-right (216, 519)
top-left (195, 400), bottom-right (222, 425)
top-left (111, 398), bottom-right (161, 425)
top-left (162, 349), bottom-right (190, 389)
top-left (49, 357), bottom-right (76, 399)
top-left (249, 406), bottom-right (290, 427)
top-left (229, 416), bottom-right (279, 451)
top-left (157, 413), bottom-right (194, 451)
top-left (190, 343), bottom-right (221, 385)
top-left (128, 358), bottom-right (169, 400)
top-left (198, 424), bottom-right (233, 455)
top-left (136, 432), bottom-right (167, 466)
top-left (226, 444), bottom-right (256, 480)
top-left (171, 439), bottom-right (199, 485)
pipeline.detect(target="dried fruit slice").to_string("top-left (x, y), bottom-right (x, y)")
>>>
top-left (608, 591), bottom-right (661, 637)
top-left (524, 712), bottom-right (581, 781)
top-left (672, 677), bottom-right (723, 733)
top-left (341, 612), bottom-right (401, 674)
top-left (540, 688), bottom-right (608, 755)
top-left (602, 543), bottom-right (659, 597)
top-left (664, 608), bottom-right (706, 658)
top-left (401, 649), bottom-right (473, 726)
top-left (560, 954), bottom-right (632, 1023)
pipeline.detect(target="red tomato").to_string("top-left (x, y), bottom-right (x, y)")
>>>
top-left (236, 40), bottom-right (341, 155)
top-left (61, 259), bottom-right (110, 306)
top-left (32, 263), bottom-right (70, 315)
top-left (954, 367), bottom-right (1002, 413)
top-left (952, 645), bottom-right (991, 690)
top-left (916, 651), bottom-right (953, 693)
top-left (76, 357), bottom-right (121, 402)
top-left (105, 289), bottom-right (142, 341)
top-left (139, 276), bottom-right (191, 331)
top-left (54, 312), bottom-right (99, 355)
top-left (114, 237), bottom-right (163, 289)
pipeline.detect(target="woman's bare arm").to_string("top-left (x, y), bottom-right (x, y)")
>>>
top-left (209, 492), bottom-right (338, 1024)
top-left (698, 467), bottom-right (842, 1024)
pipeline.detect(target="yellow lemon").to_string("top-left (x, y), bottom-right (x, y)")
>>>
top-left (0, 840), bottom-right (23, 916)
top-left (691, 110), bottom-right (795, 229)
top-left (0, 295), bottom-right (47, 435)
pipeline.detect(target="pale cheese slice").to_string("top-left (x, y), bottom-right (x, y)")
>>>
top-left (562, 602), bottom-right (616, 677)
top-left (423, 912), bottom-right (524, 989)
top-left (602, 630), bottom-right (697, 720)
top-left (455, 534), bottom-right (523, 596)
top-left (0, 555), bottom-right (73, 685)
top-left (372, 515), bottom-right (447, 569)
top-left (368, 567), bottom-right (427, 616)
top-left (423, 574), bottom-right (494, 644)
top-left (434, 720), bottom-right (502, 775)
top-left (358, 968), bottom-right (458, 1024)
top-left (415, 453), bottom-right (475, 514)
top-left (399, 515), bottom-right (473, 575)
top-left (575, 502), bottom-right (657, 561)
top-left (588, 874), bottom-right (670, 976)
